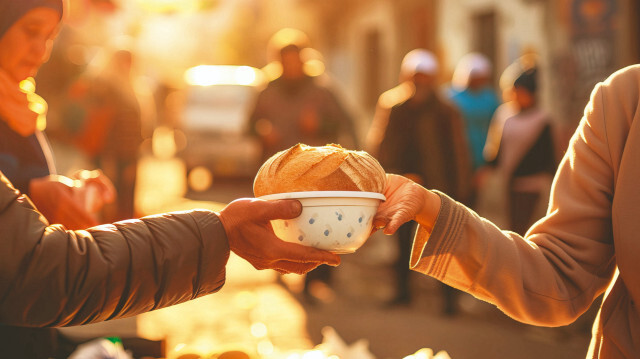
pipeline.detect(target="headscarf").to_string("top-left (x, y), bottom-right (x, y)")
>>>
top-left (0, 0), bottom-right (64, 39)
top-left (0, 0), bottom-right (63, 136)
top-left (499, 54), bottom-right (539, 93)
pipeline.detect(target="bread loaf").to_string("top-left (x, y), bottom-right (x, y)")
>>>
top-left (253, 144), bottom-right (387, 197)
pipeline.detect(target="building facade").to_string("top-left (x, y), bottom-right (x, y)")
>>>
top-left (265, 0), bottom-right (639, 138)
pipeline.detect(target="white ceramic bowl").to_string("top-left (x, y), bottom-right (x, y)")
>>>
top-left (259, 191), bottom-right (386, 254)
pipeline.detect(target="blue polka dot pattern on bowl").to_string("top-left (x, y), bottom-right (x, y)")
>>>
top-left (267, 193), bottom-right (384, 254)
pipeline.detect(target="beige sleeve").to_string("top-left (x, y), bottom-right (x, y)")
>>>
top-left (410, 81), bottom-right (617, 326)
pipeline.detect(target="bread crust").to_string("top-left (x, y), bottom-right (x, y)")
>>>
top-left (253, 144), bottom-right (387, 196)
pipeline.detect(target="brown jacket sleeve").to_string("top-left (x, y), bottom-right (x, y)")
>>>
top-left (409, 76), bottom-right (619, 327)
top-left (0, 174), bottom-right (229, 327)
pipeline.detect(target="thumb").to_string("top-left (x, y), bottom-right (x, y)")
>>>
top-left (371, 217), bottom-right (388, 235)
top-left (259, 199), bottom-right (303, 220)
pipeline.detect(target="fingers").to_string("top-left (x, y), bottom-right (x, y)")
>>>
top-left (273, 240), bottom-right (341, 266)
top-left (372, 213), bottom-right (388, 227)
top-left (224, 203), bottom-right (341, 275)
top-left (93, 175), bottom-right (116, 204)
top-left (243, 245), bottom-right (338, 275)
top-left (56, 190), bottom-right (99, 229)
top-left (372, 201), bottom-right (401, 235)
top-left (385, 207), bottom-right (418, 235)
top-left (383, 216), bottom-right (403, 235)
top-left (79, 170), bottom-right (116, 203)
top-left (254, 259), bottom-right (331, 275)
top-left (371, 220), bottom-right (388, 236)
top-left (270, 261), bottom-right (324, 275)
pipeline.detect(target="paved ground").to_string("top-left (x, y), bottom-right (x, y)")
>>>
top-left (60, 155), bottom-right (595, 359)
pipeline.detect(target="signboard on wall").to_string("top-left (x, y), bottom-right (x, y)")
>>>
top-left (553, 0), bottom-right (617, 126)
top-left (571, 0), bottom-right (616, 84)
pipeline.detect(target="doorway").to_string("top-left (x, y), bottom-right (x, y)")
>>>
top-left (472, 10), bottom-right (498, 84)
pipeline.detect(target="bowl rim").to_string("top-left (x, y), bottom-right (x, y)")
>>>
top-left (258, 191), bottom-right (386, 201)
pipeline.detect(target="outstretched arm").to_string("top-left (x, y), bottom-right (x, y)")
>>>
top-left (0, 174), bottom-right (339, 327)
top-left (373, 79), bottom-right (619, 326)
top-left (0, 173), bottom-right (229, 327)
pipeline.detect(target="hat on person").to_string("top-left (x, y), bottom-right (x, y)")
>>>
top-left (451, 52), bottom-right (492, 90)
top-left (400, 49), bottom-right (439, 79)
top-left (0, 0), bottom-right (64, 39)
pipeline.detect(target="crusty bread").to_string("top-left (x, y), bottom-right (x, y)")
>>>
top-left (253, 143), bottom-right (387, 197)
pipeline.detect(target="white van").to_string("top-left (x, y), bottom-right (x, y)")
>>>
top-left (178, 65), bottom-right (265, 190)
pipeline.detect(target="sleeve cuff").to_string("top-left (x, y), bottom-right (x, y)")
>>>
top-left (410, 191), bottom-right (466, 281)
top-left (189, 210), bottom-right (230, 297)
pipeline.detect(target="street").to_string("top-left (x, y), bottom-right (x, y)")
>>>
top-left (1, 0), bottom-right (633, 357)
top-left (61, 154), bottom-right (593, 359)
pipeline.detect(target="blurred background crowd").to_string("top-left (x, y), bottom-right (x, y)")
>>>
top-left (4, 0), bottom-right (640, 358)
top-left (35, 0), bottom-right (638, 222)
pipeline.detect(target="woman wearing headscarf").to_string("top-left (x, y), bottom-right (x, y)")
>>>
top-left (0, 0), bottom-right (114, 230)
top-left (483, 56), bottom-right (561, 235)
top-left (0, 2), bottom-right (113, 356)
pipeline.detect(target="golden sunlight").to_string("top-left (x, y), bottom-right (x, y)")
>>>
top-left (184, 65), bottom-right (263, 87)
top-left (135, 0), bottom-right (201, 13)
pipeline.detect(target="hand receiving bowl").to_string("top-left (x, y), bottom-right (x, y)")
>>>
top-left (259, 191), bottom-right (386, 254)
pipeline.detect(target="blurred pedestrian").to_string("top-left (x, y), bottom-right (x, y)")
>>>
top-left (373, 63), bottom-right (640, 359)
top-left (249, 28), bottom-right (359, 159)
top-left (472, 64), bottom-right (520, 229)
top-left (249, 28), bottom-right (359, 302)
top-left (448, 53), bottom-right (501, 206)
top-left (366, 49), bottom-right (472, 312)
top-left (67, 47), bottom-right (145, 222)
top-left (0, 0), bottom-right (115, 230)
top-left (0, 0), bottom-right (116, 356)
top-left (483, 56), bottom-right (560, 235)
